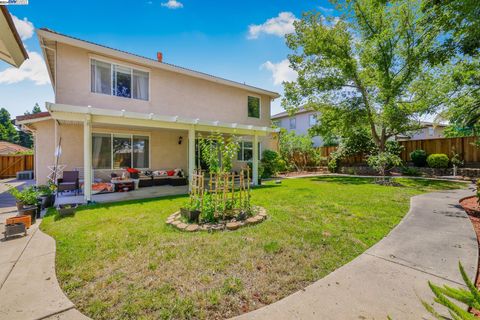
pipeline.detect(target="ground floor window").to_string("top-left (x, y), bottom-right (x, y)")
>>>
top-left (237, 141), bottom-right (261, 161)
top-left (92, 133), bottom-right (150, 169)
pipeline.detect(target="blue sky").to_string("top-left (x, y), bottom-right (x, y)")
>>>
top-left (0, 0), bottom-right (336, 117)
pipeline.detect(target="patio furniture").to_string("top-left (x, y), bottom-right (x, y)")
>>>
top-left (111, 179), bottom-right (135, 192)
top-left (4, 223), bottom-right (27, 240)
top-left (57, 171), bottom-right (80, 195)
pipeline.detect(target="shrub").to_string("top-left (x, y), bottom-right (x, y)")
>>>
top-left (400, 166), bottom-right (421, 176)
top-left (328, 157), bottom-right (339, 173)
top-left (427, 153), bottom-right (449, 168)
top-left (410, 149), bottom-right (428, 167)
top-left (385, 141), bottom-right (404, 156)
top-left (260, 150), bottom-right (282, 178)
top-left (367, 152), bottom-right (402, 177)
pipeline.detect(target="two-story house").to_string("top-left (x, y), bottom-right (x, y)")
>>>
top-left (271, 108), bottom-right (324, 147)
top-left (16, 28), bottom-right (279, 202)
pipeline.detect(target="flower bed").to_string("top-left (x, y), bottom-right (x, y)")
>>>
top-left (166, 206), bottom-right (267, 232)
top-left (460, 196), bottom-right (480, 217)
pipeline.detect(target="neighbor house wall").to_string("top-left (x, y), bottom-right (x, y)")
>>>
top-left (408, 126), bottom-right (445, 140)
top-left (55, 43), bottom-right (272, 127)
top-left (275, 111), bottom-right (323, 147)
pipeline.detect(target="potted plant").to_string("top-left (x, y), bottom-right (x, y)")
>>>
top-left (9, 186), bottom-right (40, 224)
top-left (37, 183), bottom-right (56, 209)
top-left (181, 198), bottom-right (201, 223)
top-left (8, 187), bottom-right (25, 211)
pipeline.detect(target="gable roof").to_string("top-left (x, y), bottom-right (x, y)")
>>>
top-left (0, 141), bottom-right (30, 155)
top-left (0, 6), bottom-right (28, 67)
top-left (37, 28), bottom-right (280, 98)
top-left (271, 107), bottom-right (316, 120)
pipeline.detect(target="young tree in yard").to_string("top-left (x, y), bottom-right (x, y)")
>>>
top-left (283, 0), bottom-right (450, 152)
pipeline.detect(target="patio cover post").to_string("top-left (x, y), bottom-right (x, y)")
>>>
top-left (252, 133), bottom-right (259, 186)
top-left (83, 115), bottom-right (92, 202)
top-left (188, 127), bottom-right (195, 191)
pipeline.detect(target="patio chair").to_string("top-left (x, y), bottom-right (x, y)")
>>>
top-left (57, 171), bottom-right (80, 196)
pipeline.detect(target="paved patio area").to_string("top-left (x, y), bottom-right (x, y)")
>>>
top-left (55, 185), bottom-right (189, 205)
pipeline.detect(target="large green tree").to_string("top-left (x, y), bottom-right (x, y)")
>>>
top-left (283, 0), bottom-right (452, 151)
top-left (0, 108), bottom-right (19, 144)
top-left (18, 103), bottom-right (42, 148)
top-left (423, 0), bottom-right (480, 136)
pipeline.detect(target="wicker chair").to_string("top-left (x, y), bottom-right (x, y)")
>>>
top-left (57, 171), bottom-right (80, 195)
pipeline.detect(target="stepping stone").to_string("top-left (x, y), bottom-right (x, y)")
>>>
top-left (186, 224), bottom-right (199, 232)
top-left (171, 220), bottom-right (182, 226)
top-left (246, 217), bottom-right (258, 225)
top-left (226, 222), bottom-right (241, 230)
top-left (177, 223), bottom-right (188, 230)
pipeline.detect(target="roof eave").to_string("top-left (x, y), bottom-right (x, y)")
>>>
top-left (36, 28), bottom-right (281, 99)
top-left (0, 7), bottom-right (28, 67)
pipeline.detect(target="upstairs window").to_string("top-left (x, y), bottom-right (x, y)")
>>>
top-left (309, 114), bottom-right (317, 127)
top-left (113, 65), bottom-right (132, 98)
top-left (91, 59), bottom-right (149, 101)
top-left (248, 96), bottom-right (260, 118)
top-left (91, 60), bottom-right (111, 95)
top-left (289, 117), bottom-right (296, 129)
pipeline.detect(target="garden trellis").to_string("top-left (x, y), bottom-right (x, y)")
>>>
top-left (189, 168), bottom-right (251, 220)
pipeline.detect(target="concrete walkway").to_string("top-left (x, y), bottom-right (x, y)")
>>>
top-left (0, 185), bottom-right (476, 320)
top-left (235, 187), bottom-right (478, 320)
top-left (0, 219), bottom-right (89, 320)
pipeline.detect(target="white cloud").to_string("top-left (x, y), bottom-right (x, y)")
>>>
top-left (261, 59), bottom-right (297, 86)
top-left (318, 6), bottom-right (334, 13)
top-left (161, 0), bottom-right (183, 9)
top-left (248, 12), bottom-right (297, 39)
top-left (0, 51), bottom-right (50, 85)
top-left (11, 15), bottom-right (34, 41)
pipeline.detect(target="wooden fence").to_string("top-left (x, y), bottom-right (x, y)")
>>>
top-left (318, 136), bottom-right (480, 165)
top-left (0, 154), bottom-right (34, 178)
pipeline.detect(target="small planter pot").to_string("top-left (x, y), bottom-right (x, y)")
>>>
top-left (20, 205), bottom-right (37, 225)
top-left (40, 194), bottom-right (56, 209)
top-left (180, 208), bottom-right (200, 223)
top-left (237, 211), bottom-right (248, 221)
top-left (57, 204), bottom-right (79, 217)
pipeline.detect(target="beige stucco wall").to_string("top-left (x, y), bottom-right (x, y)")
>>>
top-left (32, 120), bottom-right (277, 184)
top-left (55, 43), bottom-right (272, 127)
top-left (34, 120), bottom-right (56, 185)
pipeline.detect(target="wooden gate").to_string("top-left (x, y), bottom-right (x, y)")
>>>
top-left (0, 155), bottom-right (34, 178)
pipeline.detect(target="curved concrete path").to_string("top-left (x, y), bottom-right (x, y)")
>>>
top-left (235, 187), bottom-right (478, 320)
top-left (0, 186), bottom-right (476, 320)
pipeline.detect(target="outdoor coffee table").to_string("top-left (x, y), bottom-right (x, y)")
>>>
top-left (111, 179), bottom-right (135, 192)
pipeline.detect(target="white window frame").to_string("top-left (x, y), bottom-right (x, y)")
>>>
top-left (237, 140), bottom-right (261, 162)
top-left (289, 117), bottom-right (296, 129)
top-left (428, 127), bottom-right (434, 136)
top-left (90, 56), bottom-right (150, 101)
top-left (309, 114), bottom-right (317, 127)
top-left (92, 131), bottom-right (151, 170)
top-left (247, 94), bottom-right (261, 119)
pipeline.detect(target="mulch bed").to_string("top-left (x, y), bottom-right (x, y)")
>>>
top-left (460, 196), bottom-right (480, 316)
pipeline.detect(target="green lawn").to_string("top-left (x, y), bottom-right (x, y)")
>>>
top-left (41, 177), bottom-right (466, 319)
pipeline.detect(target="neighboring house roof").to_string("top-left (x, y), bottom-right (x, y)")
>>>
top-left (271, 107), bottom-right (315, 120)
top-left (37, 28), bottom-right (280, 99)
top-left (419, 121), bottom-right (447, 128)
top-left (0, 141), bottom-right (30, 155)
top-left (0, 6), bottom-right (28, 67)
top-left (16, 111), bottom-right (51, 123)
